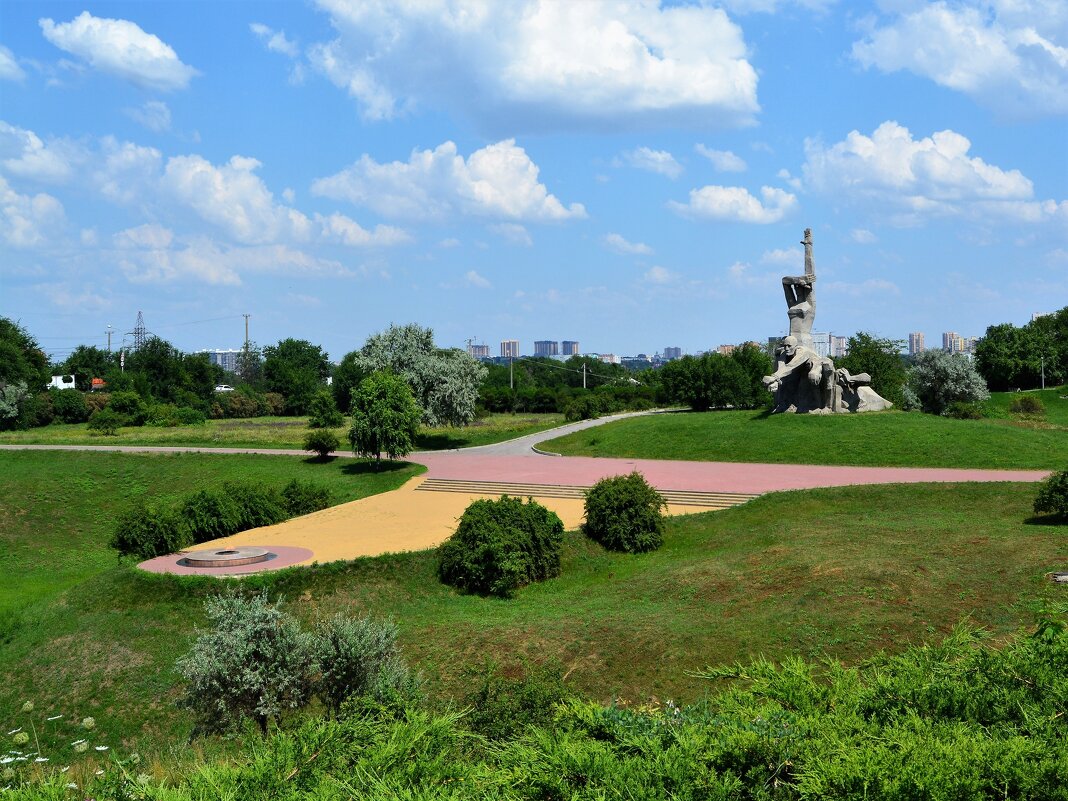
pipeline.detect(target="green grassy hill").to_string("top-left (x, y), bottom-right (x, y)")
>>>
top-left (540, 392), bottom-right (1068, 469)
top-left (1, 451), bottom-right (1062, 761)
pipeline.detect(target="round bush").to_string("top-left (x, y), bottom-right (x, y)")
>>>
top-left (51, 388), bottom-right (88, 423)
top-left (224, 481), bottom-right (288, 529)
top-left (180, 488), bottom-right (243, 542)
top-left (304, 428), bottom-right (340, 459)
top-left (110, 503), bottom-right (191, 558)
top-left (438, 496), bottom-right (564, 598)
top-left (1033, 470), bottom-right (1068, 521)
top-left (313, 614), bottom-right (414, 713)
top-left (86, 407), bottom-right (126, 435)
top-left (583, 472), bottom-right (667, 553)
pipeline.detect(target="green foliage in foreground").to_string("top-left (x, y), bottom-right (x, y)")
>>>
top-left (11, 624), bottom-right (1068, 800)
top-left (543, 404), bottom-right (1068, 468)
top-left (438, 496), bottom-right (564, 598)
top-left (1034, 470), bottom-right (1068, 521)
top-left (583, 471), bottom-right (667, 553)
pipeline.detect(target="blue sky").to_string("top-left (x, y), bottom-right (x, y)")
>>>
top-left (1, 0), bottom-right (1065, 362)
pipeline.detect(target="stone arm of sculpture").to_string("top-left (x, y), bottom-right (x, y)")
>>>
top-left (782, 274), bottom-right (815, 307)
top-left (762, 348), bottom-right (810, 392)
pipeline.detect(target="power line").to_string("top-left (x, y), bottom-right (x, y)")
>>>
top-left (512, 356), bottom-right (638, 385)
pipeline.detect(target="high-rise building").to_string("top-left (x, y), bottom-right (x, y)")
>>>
top-left (830, 336), bottom-right (849, 358)
top-left (534, 340), bottom-right (559, 356)
top-left (810, 332), bottom-right (832, 358)
top-left (500, 339), bottom-right (519, 358)
top-left (908, 332), bottom-right (925, 355)
top-left (561, 340), bottom-right (580, 355)
top-left (943, 332), bottom-right (965, 353)
top-left (198, 348), bottom-right (242, 373)
top-left (664, 346), bottom-right (682, 360)
top-left (716, 344), bottom-right (736, 356)
top-left (469, 344), bottom-right (490, 358)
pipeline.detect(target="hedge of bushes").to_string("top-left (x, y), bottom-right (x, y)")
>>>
top-left (437, 496), bottom-right (564, 598)
top-left (110, 479), bottom-right (333, 559)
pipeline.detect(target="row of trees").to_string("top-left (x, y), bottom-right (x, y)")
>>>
top-left (975, 306), bottom-right (1067, 391)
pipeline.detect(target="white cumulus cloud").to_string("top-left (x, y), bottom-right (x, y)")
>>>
top-left (0, 121), bottom-right (76, 182)
top-left (852, 1), bottom-right (1068, 117)
top-left (125, 100), bottom-right (171, 133)
top-left (0, 175), bottom-right (66, 248)
top-left (695, 144), bottom-right (747, 172)
top-left (802, 120), bottom-right (1065, 224)
top-left (622, 147), bottom-right (682, 178)
top-left (489, 223), bottom-right (533, 246)
top-left (250, 22), bottom-right (300, 58)
top-left (311, 139), bottom-right (586, 222)
top-left (465, 269), bottom-right (491, 288)
top-left (643, 265), bottom-right (675, 284)
top-left (0, 46), bottom-right (25, 81)
top-left (604, 232), bottom-right (653, 256)
top-left (670, 184), bottom-right (797, 224)
top-left (39, 11), bottom-right (199, 91)
top-left (308, 0), bottom-right (759, 130)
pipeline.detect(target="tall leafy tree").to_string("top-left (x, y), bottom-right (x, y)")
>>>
top-left (262, 338), bottom-right (331, 415)
top-left (348, 371), bottom-right (421, 464)
top-left (660, 353), bottom-right (751, 411)
top-left (975, 308), bottom-right (1066, 391)
top-left (728, 343), bottom-right (775, 409)
top-left (61, 345), bottom-right (116, 391)
top-left (331, 350), bottom-right (367, 414)
top-left (0, 317), bottom-right (49, 390)
top-left (355, 323), bottom-right (487, 426)
top-left (125, 336), bottom-right (187, 402)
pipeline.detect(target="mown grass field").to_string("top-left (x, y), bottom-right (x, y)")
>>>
top-left (542, 389), bottom-right (1068, 469)
top-left (1, 449), bottom-right (1062, 761)
top-left (0, 412), bottom-right (565, 451)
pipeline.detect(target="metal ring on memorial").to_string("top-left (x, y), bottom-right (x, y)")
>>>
top-left (179, 546), bottom-right (274, 568)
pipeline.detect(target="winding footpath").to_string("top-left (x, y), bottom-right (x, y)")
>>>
top-left (2, 412), bottom-right (1049, 574)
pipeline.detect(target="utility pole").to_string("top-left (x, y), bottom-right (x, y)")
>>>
top-left (1041, 356), bottom-right (1045, 390)
top-left (583, 361), bottom-right (586, 389)
top-left (243, 314), bottom-right (250, 350)
top-left (509, 357), bottom-right (513, 390)
top-left (106, 324), bottom-right (113, 352)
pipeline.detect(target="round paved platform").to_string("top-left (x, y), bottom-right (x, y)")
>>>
top-left (139, 545), bottom-right (314, 576)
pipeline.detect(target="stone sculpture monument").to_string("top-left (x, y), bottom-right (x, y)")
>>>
top-left (762, 229), bottom-right (893, 414)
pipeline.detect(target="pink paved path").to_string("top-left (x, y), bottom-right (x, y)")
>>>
top-left (411, 452), bottom-right (1049, 493)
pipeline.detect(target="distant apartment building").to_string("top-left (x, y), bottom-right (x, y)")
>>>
top-left (766, 337), bottom-right (781, 359)
top-left (198, 348), bottom-right (242, 373)
top-left (663, 346), bottom-right (682, 360)
top-left (561, 340), bottom-right (580, 356)
top-left (534, 340), bottom-right (559, 357)
top-left (830, 336), bottom-right (849, 358)
top-left (908, 332), bottom-right (925, 355)
top-left (600, 353), bottom-right (620, 365)
top-left (943, 332), bottom-right (965, 353)
top-left (810, 332), bottom-right (832, 358)
top-left (500, 339), bottom-right (519, 358)
top-left (469, 344), bottom-right (490, 358)
top-left (716, 344), bottom-right (736, 356)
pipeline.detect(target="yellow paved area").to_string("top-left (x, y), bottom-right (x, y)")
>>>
top-left (199, 475), bottom-right (713, 566)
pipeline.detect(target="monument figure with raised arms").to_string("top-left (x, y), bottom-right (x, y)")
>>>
top-left (762, 229), bottom-right (893, 414)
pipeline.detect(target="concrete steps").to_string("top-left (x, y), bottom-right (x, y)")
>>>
top-left (415, 478), bottom-right (759, 509)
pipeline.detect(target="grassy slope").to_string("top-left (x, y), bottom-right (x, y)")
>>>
top-left (0, 413), bottom-right (564, 451)
top-left (1, 450), bottom-right (1062, 758)
top-left (541, 394), bottom-right (1068, 469)
top-left (0, 451), bottom-right (423, 615)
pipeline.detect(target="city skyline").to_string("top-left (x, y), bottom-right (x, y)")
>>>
top-left (1, 1), bottom-right (1064, 361)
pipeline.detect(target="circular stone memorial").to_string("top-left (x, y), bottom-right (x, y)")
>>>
top-left (179, 546), bottom-right (273, 569)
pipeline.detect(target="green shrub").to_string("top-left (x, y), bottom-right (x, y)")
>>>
top-left (146, 402), bottom-right (180, 426)
top-left (264, 392), bottom-right (286, 416)
top-left (945, 401), bottom-right (985, 420)
top-left (225, 481), bottom-right (288, 530)
top-left (583, 471), bottom-right (667, 553)
top-left (313, 614), bottom-right (415, 713)
top-left (437, 496), bottom-right (564, 598)
top-left (1033, 470), bottom-right (1068, 521)
top-left (909, 349), bottom-right (990, 414)
top-left (282, 479), bottom-right (331, 517)
top-left (110, 502), bottom-right (191, 559)
top-left (84, 392), bottom-right (108, 413)
top-left (180, 488), bottom-right (243, 542)
top-left (50, 388), bottom-right (88, 423)
top-left (176, 406), bottom-right (206, 425)
top-left (304, 428), bottom-right (340, 459)
top-left (107, 390), bottom-right (148, 425)
top-left (86, 406), bottom-right (126, 435)
top-left (308, 389), bottom-right (344, 428)
top-left (463, 661), bottom-right (573, 740)
top-left (176, 593), bottom-right (315, 734)
top-left (1011, 395), bottom-right (1046, 415)
top-left (563, 394), bottom-right (604, 422)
